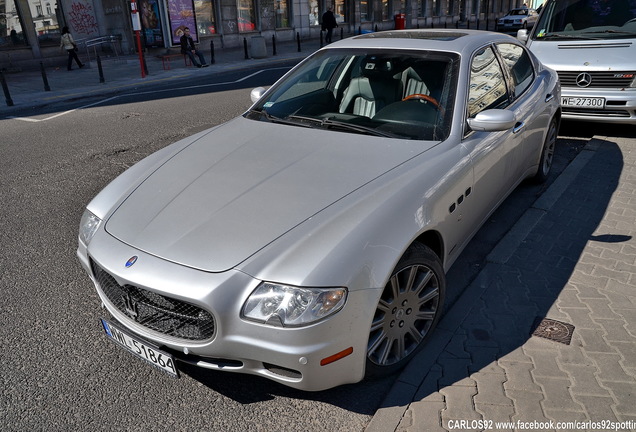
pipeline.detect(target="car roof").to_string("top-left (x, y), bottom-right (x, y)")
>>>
top-left (324, 29), bottom-right (521, 56)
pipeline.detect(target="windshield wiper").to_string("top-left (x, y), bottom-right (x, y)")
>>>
top-left (246, 109), bottom-right (314, 128)
top-left (581, 29), bottom-right (634, 35)
top-left (285, 115), bottom-right (399, 138)
top-left (538, 33), bottom-right (598, 40)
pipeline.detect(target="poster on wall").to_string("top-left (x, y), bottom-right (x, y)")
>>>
top-left (167, 0), bottom-right (197, 45)
top-left (140, 0), bottom-right (164, 47)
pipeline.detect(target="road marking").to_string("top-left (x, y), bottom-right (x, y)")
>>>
top-left (7, 68), bottom-right (288, 123)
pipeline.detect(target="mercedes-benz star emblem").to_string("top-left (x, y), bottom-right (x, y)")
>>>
top-left (575, 73), bottom-right (592, 88)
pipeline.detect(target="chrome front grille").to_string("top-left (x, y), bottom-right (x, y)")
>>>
top-left (557, 71), bottom-right (635, 88)
top-left (91, 261), bottom-right (215, 341)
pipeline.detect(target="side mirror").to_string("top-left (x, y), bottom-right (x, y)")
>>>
top-left (250, 87), bottom-right (266, 104)
top-left (467, 109), bottom-right (517, 132)
top-left (517, 29), bottom-right (529, 42)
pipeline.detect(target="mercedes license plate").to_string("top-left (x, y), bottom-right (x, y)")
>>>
top-left (101, 319), bottom-right (179, 378)
top-left (561, 97), bottom-right (605, 109)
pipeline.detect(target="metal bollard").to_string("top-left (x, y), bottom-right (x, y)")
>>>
top-left (0, 71), bottom-right (14, 106)
top-left (97, 54), bottom-right (105, 83)
top-left (272, 35), bottom-right (277, 56)
top-left (340, 27), bottom-right (344, 40)
top-left (297, 32), bottom-right (301, 52)
top-left (358, 26), bottom-right (362, 35)
top-left (210, 40), bottom-right (216, 64)
top-left (244, 37), bottom-right (249, 59)
top-left (320, 31), bottom-right (323, 48)
top-left (40, 62), bottom-right (51, 91)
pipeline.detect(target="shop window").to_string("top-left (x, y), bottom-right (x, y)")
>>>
top-left (275, 0), bottom-right (290, 27)
top-left (195, 0), bottom-right (217, 35)
top-left (33, 0), bottom-right (60, 46)
top-left (334, 0), bottom-right (345, 22)
top-left (360, 0), bottom-right (370, 21)
top-left (309, 0), bottom-right (319, 25)
top-left (237, 0), bottom-right (256, 32)
top-left (382, 0), bottom-right (389, 20)
top-left (0, 0), bottom-right (26, 49)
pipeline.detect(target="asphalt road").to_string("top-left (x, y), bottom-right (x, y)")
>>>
top-left (0, 66), bottom-right (625, 431)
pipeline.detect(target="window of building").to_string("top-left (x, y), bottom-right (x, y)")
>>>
top-left (382, 0), bottom-right (389, 20)
top-left (275, 0), bottom-right (290, 27)
top-left (360, 0), bottom-right (370, 21)
top-left (195, 0), bottom-right (217, 35)
top-left (237, 0), bottom-right (256, 31)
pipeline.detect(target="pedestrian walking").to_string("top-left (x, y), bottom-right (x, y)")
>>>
top-left (321, 7), bottom-right (338, 44)
top-left (60, 26), bottom-right (84, 71)
top-left (180, 27), bottom-right (209, 68)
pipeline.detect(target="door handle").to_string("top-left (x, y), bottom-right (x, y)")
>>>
top-left (513, 122), bottom-right (524, 134)
top-left (545, 93), bottom-right (554, 103)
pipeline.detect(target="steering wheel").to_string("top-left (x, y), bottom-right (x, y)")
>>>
top-left (402, 93), bottom-right (441, 109)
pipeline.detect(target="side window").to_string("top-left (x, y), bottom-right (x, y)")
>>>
top-left (467, 46), bottom-right (509, 118)
top-left (497, 43), bottom-right (534, 98)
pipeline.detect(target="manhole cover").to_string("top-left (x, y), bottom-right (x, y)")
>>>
top-left (531, 317), bottom-right (575, 345)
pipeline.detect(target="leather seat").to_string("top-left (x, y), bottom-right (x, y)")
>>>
top-left (339, 58), bottom-right (400, 117)
top-left (400, 63), bottom-right (445, 101)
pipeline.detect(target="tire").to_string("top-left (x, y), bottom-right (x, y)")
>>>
top-left (365, 243), bottom-right (446, 377)
top-left (532, 116), bottom-right (558, 183)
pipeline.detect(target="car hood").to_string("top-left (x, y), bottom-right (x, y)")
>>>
top-left (106, 117), bottom-right (428, 272)
top-left (527, 39), bottom-right (635, 71)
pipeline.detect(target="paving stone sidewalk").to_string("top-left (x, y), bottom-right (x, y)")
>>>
top-left (367, 136), bottom-right (636, 432)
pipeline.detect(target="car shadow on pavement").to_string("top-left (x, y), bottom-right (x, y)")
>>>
top-left (375, 138), bottom-right (628, 425)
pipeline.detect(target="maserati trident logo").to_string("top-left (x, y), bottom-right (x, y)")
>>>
top-left (575, 73), bottom-right (592, 88)
top-left (125, 256), bottom-right (138, 268)
top-left (122, 293), bottom-right (139, 320)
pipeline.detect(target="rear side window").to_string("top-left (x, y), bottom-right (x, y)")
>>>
top-left (497, 43), bottom-right (534, 98)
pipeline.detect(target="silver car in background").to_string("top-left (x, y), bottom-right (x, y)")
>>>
top-left (518, 0), bottom-right (636, 123)
top-left (497, 7), bottom-right (540, 31)
top-left (78, 30), bottom-right (560, 391)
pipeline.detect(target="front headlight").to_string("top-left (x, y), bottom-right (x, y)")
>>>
top-left (79, 209), bottom-right (101, 246)
top-left (242, 282), bottom-right (347, 327)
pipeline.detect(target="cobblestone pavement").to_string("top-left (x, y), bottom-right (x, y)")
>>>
top-left (368, 136), bottom-right (636, 432)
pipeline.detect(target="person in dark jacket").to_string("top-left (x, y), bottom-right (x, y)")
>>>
top-left (321, 7), bottom-right (338, 44)
top-left (180, 27), bottom-right (208, 68)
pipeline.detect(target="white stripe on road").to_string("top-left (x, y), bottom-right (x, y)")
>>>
top-left (8, 68), bottom-right (286, 123)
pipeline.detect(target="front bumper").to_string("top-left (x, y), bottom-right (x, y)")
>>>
top-left (77, 230), bottom-right (381, 391)
top-left (560, 87), bottom-right (636, 124)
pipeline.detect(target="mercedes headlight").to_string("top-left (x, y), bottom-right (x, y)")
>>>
top-left (242, 282), bottom-right (347, 327)
top-left (79, 209), bottom-right (101, 246)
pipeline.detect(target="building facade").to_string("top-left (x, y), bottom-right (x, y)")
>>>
top-left (1, 0), bottom-right (526, 70)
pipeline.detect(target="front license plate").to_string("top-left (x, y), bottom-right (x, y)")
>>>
top-left (561, 97), bottom-right (605, 108)
top-left (101, 319), bottom-right (179, 378)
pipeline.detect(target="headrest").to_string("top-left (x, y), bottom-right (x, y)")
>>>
top-left (361, 56), bottom-right (394, 77)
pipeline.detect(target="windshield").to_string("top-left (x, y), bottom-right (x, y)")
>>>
top-left (245, 48), bottom-right (459, 141)
top-left (533, 0), bottom-right (636, 39)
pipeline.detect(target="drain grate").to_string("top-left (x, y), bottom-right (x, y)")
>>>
top-left (531, 317), bottom-right (575, 345)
